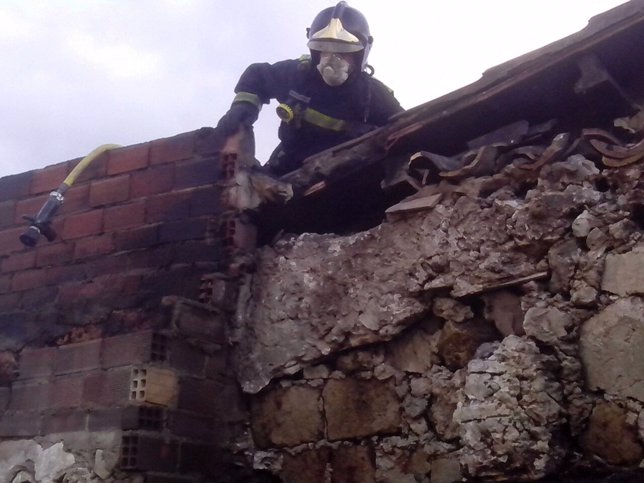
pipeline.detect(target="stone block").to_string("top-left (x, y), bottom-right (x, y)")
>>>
top-left (323, 379), bottom-right (401, 441)
top-left (431, 456), bottom-right (463, 483)
top-left (437, 319), bottom-right (499, 370)
top-left (601, 246), bottom-right (644, 295)
top-left (580, 402), bottom-right (643, 465)
top-left (55, 339), bottom-right (101, 375)
top-left (280, 448), bottom-right (331, 483)
top-left (331, 445), bottom-right (375, 483)
top-left (251, 385), bottom-right (323, 448)
top-left (580, 297), bottom-right (644, 402)
top-left (18, 346), bottom-right (57, 380)
top-left (482, 290), bottom-right (525, 337)
top-left (130, 367), bottom-right (178, 407)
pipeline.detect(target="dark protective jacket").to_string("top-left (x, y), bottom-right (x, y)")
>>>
top-left (233, 57), bottom-right (403, 176)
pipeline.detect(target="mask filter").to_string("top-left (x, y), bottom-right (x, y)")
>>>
top-left (317, 53), bottom-right (351, 86)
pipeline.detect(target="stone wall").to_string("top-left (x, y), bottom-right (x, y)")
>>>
top-left (237, 154), bottom-right (644, 482)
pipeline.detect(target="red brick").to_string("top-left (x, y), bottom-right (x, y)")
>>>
top-left (107, 143), bottom-right (150, 175)
top-left (77, 237), bottom-right (113, 265)
top-left (89, 175), bottom-right (130, 207)
top-left (88, 406), bottom-right (149, 431)
top-left (10, 268), bottom-right (44, 292)
top-left (30, 162), bottom-right (69, 195)
top-left (194, 127), bottom-right (225, 156)
top-left (113, 224), bottom-right (159, 251)
top-left (69, 151), bottom-right (109, 184)
top-left (0, 200), bottom-right (15, 229)
top-left (0, 172), bottom-right (32, 202)
top-left (62, 209), bottom-right (103, 239)
top-left (179, 443), bottom-right (217, 473)
top-left (130, 164), bottom-right (175, 199)
top-left (102, 330), bottom-right (157, 368)
top-left (73, 234), bottom-right (115, 259)
top-left (204, 351), bottom-right (227, 380)
top-left (104, 201), bottom-right (146, 232)
top-left (173, 240), bottom-right (221, 265)
top-left (0, 387), bottom-right (9, 411)
top-left (150, 132), bottom-right (194, 165)
top-left (50, 373), bottom-right (84, 408)
top-left (178, 377), bottom-right (218, 416)
top-left (0, 292), bottom-right (20, 310)
top-left (18, 346), bottom-right (57, 380)
top-left (42, 409), bottom-right (87, 433)
top-left (168, 339), bottom-right (206, 375)
top-left (0, 226), bottom-right (29, 255)
top-left (35, 241), bottom-right (74, 267)
top-left (82, 368), bottom-right (131, 407)
top-left (55, 339), bottom-right (101, 375)
top-left (175, 158), bottom-right (218, 189)
top-left (20, 285), bottom-right (57, 308)
top-left (146, 191), bottom-right (191, 223)
top-left (9, 379), bottom-right (50, 411)
top-left (159, 218), bottom-right (208, 243)
top-left (120, 435), bottom-right (179, 472)
top-left (0, 411), bottom-right (41, 437)
top-left (190, 186), bottom-right (223, 217)
top-left (168, 411), bottom-right (213, 441)
top-left (15, 194), bottom-right (49, 224)
top-left (58, 184), bottom-right (90, 216)
top-left (0, 274), bottom-right (11, 294)
top-left (2, 250), bottom-right (36, 273)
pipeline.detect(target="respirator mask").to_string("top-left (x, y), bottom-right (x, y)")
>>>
top-left (317, 52), bottom-right (352, 86)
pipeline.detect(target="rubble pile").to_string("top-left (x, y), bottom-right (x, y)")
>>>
top-left (234, 123), bottom-right (643, 481)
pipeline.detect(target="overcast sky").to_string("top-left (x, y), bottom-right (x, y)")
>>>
top-left (0, 0), bottom-right (627, 178)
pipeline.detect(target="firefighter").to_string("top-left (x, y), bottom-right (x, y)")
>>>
top-left (216, 1), bottom-right (403, 176)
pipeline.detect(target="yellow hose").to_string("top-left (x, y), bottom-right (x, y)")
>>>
top-left (62, 143), bottom-right (121, 188)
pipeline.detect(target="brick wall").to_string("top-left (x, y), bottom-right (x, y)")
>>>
top-left (0, 128), bottom-right (226, 350)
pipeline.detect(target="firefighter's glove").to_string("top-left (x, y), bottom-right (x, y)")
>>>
top-left (216, 102), bottom-right (259, 137)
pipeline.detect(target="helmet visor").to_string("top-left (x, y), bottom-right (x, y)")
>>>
top-left (307, 18), bottom-right (364, 53)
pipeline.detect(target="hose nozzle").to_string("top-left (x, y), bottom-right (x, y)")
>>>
top-left (19, 190), bottom-right (64, 247)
